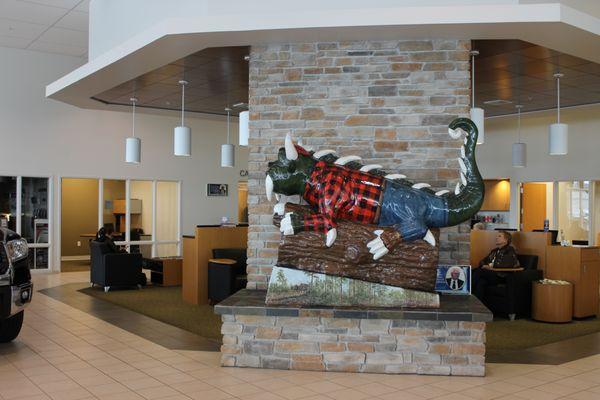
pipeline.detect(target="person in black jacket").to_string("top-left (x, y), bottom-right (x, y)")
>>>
top-left (472, 231), bottom-right (520, 301)
top-left (95, 227), bottom-right (124, 253)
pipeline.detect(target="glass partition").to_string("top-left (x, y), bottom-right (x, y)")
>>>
top-left (557, 181), bottom-right (590, 243)
top-left (130, 180), bottom-right (153, 241)
top-left (102, 179), bottom-right (125, 235)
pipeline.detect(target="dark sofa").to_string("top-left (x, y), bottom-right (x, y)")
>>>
top-left (90, 241), bottom-right (143, 292)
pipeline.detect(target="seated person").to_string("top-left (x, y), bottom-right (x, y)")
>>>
top-left (95, 226), bottom-right (124, 253)
top-left (472, 231), bottom-right (520, 301)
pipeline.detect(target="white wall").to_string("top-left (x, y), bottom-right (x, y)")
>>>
top-left (478, 104), bottom-right (600, 227)
top-left (0, 46), bottom-right (248, 269)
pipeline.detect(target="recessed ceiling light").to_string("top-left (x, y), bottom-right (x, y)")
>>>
top-left (483, 99), bottom-right (513, 106)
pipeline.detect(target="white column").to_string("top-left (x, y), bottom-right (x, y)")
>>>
top-left (16, 177), bottom-right (22, 235)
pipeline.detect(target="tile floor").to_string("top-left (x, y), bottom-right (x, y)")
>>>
top-left (0, 271), bottom-right (596, 400)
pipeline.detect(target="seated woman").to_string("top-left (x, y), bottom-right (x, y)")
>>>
top-left (95, 226), bottom-right (124, 253)
top-left (472, 231), bottom-right (520, 301)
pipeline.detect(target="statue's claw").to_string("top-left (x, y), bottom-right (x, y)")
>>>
top-left (280, 212), bottom-right (295, 235)
top-left (423, 230), bottom-right (436, 247)
top-left (367, 230), bottom-right (389, 260)
top-left (325, 228), bottom-right (337, 247)
top-left (273, 203), bottom-right (285, 216)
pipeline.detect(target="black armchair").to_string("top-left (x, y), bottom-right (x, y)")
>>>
top-left (483, 254), bottom-right (542, 320)
top-left (90, 241), bottom-right (143, 292)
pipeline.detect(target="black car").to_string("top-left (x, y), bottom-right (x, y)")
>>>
top-left (0, 228), bottom-right (33, 342)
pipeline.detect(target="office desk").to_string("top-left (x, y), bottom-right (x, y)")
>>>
top-left (546, 246), bottom-right (600, 318)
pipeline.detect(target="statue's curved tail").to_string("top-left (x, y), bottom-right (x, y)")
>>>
top-left (446, 118), bottom-right (484, 226)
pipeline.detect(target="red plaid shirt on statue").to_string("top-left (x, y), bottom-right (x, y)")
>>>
top-left (302, 161), bottom-right (384, 233)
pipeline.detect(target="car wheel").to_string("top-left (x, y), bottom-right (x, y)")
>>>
top-left (0, 311), bottom-right (24, 343)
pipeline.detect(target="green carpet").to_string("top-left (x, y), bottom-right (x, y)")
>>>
top-left (79, 285), bottom-right (222, 340)
top-left (79, 285), bottom-right (600, 350)
top-left (486, 317), bottom-right (600, 350)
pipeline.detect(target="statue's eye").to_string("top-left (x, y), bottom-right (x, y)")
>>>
top-left (288, 162), bottom-right (296, 173)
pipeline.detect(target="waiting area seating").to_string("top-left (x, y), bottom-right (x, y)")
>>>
top-left (480, 254), bottom-right (542, 320)
top-left (90, 241), bottom-right (143, 292)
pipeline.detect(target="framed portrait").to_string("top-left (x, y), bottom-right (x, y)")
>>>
top-left (207, 183), bottom-right (228, 197)
top-left (435, 265), bottom-right (471, 295)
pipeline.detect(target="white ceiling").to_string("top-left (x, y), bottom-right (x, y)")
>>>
top-left (0, 0), bottom-right (89, 58)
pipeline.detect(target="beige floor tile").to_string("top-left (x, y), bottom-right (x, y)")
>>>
top-left (326, 387), bottom-right (372, 400)
top-left (406, 384), bottom-right (451, 399)
top-left (354, 382), bottom-right (398, 396)
top-left (272, 385), bottom-right (318, 400)
top-left (186, 388), bottom-right (233, 400)
top-left (136, 384), bottom-right (182, 399)
top-left (512, 388), bottom-right (562, 400)
top-left (377, 390), bottom-right (427, 400)
top-left (301, 380), bottom-right (347, 394)
top-left (563, 391), bottom-right (600, 400)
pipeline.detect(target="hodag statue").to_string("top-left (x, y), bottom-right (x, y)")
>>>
top-left (264, 118), bottom-right (484, 307)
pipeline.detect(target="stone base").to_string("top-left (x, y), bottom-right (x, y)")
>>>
top-left (216, 290), bottom-right (491, 376)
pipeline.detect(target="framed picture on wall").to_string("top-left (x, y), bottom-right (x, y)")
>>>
top-left (207, 183), bottom-right (228, 197)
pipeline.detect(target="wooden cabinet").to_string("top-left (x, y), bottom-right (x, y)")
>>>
top-left (113, 199), bottom-right (142, 214)
top-left (546, 246), bottom-right (600, 318)
top-left (481, 179), bottom-right (510, 211)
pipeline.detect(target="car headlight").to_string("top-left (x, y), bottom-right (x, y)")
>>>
top-left (6, 239), bottom-right (28, 263)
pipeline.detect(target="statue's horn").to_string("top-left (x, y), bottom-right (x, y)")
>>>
top-left (285, 133), bottom-right (298, 160)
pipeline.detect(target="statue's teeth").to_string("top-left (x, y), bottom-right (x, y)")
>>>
top-left (335, 155), bottom-right (361, 165)
top-left (435, 190), bottom-right (450, 196)
top-left (313, 149), bottom-right (336, 159)
top-left (360, 164), bottom-right (383, 172)
top-left (461, 146), bottom-right (465, 158)
top-left (455, 182), bottom-right (461, 195)
top-left (458, 158), bottom-right (467, 174)
top-left (385, 174), bottom-right (407, 180)
top-left (464, 137), bottom-right (468, 145)
top-left (412, 183), bottom-right (431, 189)
top-left (460, 172), bottom-right (467, 186)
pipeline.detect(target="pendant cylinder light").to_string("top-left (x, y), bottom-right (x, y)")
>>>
top-left (512, 105), bottom-right (526, 168)
top-left (238, 110), bottom-right (249, 146)
top-left (174, 80), bottom-right (191, 156)
top-left (125, 97), bottom-right (141, 164)
top-left (470, 50), bottom-right (485, 145)
top-left (549, 73), bottom-right (568, 155)
top-left (221, 107), bottom-right (235, 167)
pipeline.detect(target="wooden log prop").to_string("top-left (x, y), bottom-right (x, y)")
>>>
top-left (273, 203), bottom-right (439, 293)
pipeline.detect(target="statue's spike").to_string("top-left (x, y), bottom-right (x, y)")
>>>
top-left (360, 164), bottom-right (383, 172)
top-left (385, 174), bottom-right (407, 180)
top-left (458, 158), bottom-right (467, 174)
top-left (335, 155), bottom-right (361, 166)
top-left (461, 172), bottom-right (467, 186)
top-left (435, 190), bottom-right (450, 196)
top-left (460, 146), bottom-right (465, 158)
top-left (412, 183), bottom-right (431, 189)
top-left (313, 149), bottom-right (336, 159)
top-left (285, 133), bottom-right (298, 160)
top-left (455, 182), bottom-right (461, 195)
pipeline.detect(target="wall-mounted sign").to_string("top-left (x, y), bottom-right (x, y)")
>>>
top-left (239, 170), bottom-right (248, 177)
top-left (435, 265), bottom-right (471, 295)
top-left (207, 183), bottom-right (228, 197)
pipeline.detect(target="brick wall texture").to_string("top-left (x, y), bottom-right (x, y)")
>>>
top-left (220, 315), bottom-right (486, 376)
top-left (247, 39), bottom-right (472, 290)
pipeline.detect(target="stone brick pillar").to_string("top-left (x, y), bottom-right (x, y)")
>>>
top-left (247, 40), bottom-right (472, 290)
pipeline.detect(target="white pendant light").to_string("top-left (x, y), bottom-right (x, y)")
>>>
top-left (221, 107), bottom-right (235, 168)
top-left (549, 73), bottom-right (568, 155)
top-left (470, 50), bottom-right (485, 145)
top-left (125, 97), bottom-right (141, 164)
top-left (512, 105), bottom-right (526, 168)
top-left (174, 80), bottom-right (191, 156)
top-left (238, 110), bottom-right (249, 146)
